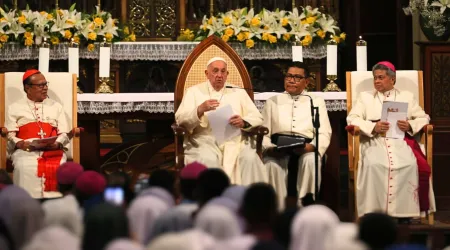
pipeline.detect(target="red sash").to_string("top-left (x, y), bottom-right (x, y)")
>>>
top-left (17, 122), bottom-right (63, 192)
top-left (404, 134), bottom-right (431, 212)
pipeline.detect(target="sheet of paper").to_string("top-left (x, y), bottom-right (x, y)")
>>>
top-left (381, 101), bottom-right (408, 121)
top-left (386, 112), bottom-right (407, 139)
top-left (206, 104), bottom-right (241, 145)
top-left (30, 136), bottom-right (58, 149)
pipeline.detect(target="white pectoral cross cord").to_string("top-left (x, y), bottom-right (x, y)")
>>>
top-left (38, 128), bottom-right (46, 139)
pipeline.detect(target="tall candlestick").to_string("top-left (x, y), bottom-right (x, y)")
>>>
top-left (356, 36), bottom-right (367, 71)
top-left (323, 37), bottom-right (341, 91)
top-left (55, 0), bottom-right (59, 9)
top-left (13, 0), bottom-right (17, 9)
top-left (39, 38), bottom-right (50, 73)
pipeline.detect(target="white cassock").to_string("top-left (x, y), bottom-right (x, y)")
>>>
top-left (5, 97), bottom-right (70, 198)
top-left (175, 81), bottom-right (268, 185)
top-left (261, 92), bottom-right (332, 206)
top-left (347, 89), bottom-right (436, 217)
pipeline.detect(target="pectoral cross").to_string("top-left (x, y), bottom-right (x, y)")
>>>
top-left (38, 129), bottom-right (46, 139)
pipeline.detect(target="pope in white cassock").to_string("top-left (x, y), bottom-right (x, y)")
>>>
top-left (5, 69), bottom-right (70, 199)
top-left (347, 61), bottom-right (435, 220)
top-left (262, 62), bottom-right (332, 207)
top-left (175, 57), bottom-right (268, 185)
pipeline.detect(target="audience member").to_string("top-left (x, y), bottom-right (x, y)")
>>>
top-left (106, 171), bottom-right (135, 207)
top-left (195, 204), bottom-right (241, 240)
top-left (240, 183), bottom-right (278, 241)
top-left (273, 207), bottom-right (298, 248)
top-left (358, 213), bottom-right (398, 250)
top-left (56, 162), bottom-right (84, 196)
top-left (74, 170), bottom-right (107, 212)
top-left (148, 169), bottom-right (176, 197)
top-left (194, 168), bottom-right (230, 208)
top-left (0, 185), bottom-right (44, 249)
top-left (104, 238), bottom-right (144, 250)
top-left (22, 226), bottom-right (79, 250)
top-left (180, 161), bottom-right (207, 203)
top-left (83, 202), bottom-right (129, 250)
top-left (289, 204), bottom-right (339, 250)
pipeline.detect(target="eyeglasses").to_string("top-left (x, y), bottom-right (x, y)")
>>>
top-left (285, 74), bottom-right (306, 82)
top-left (28, 82), bottom-right (49, 89)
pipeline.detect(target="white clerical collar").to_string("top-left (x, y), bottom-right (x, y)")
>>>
top-left (284, 90), bottom-right (306, 98)
top-left (207, 80), bottom-right (226, 93)
top-left (376, 88), bottom-right (396, 100)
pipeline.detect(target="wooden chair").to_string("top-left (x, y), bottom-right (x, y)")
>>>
top-left (346, 70), bottom-right (434, 224)
top-left (0, 72), bottom-right (81, 174)
top-left (172, 35), bottom-right (268, 170)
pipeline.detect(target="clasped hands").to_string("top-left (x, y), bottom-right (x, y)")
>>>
top-left (373, 120), bottom-right (411, 134)
top-left (16, 140), bottom-right (62, 152)
top-left (197, 99), bottom-right (245, 128)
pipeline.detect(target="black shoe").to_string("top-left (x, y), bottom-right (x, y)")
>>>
top-left (397, 217), bottom-right (412, 225)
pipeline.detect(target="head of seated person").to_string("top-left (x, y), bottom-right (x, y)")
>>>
top-left (179, 161), bottom-right (207, 203)
top-left (56, 162), bottom-right (84, 196)
top-left (194, 168), bottom-right (230, 209)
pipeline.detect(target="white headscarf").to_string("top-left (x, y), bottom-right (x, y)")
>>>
top-left (42, 194), bottom-right (83, 237)
top-left (324, 223), bottom-right (368, 250)
top-left (105, 238), bottom-right (144, 250)
top-left (210, 235), bottom-right (257, 250)
top-left (149, 205), bottom-right (196, 240)
top-left (127, 195), bottom-right (170, 245)
top-left (194, 204), bottom-right (241, 240)
top-left (289, 205), bottom-right (340, 250)
top-left (22, 226), bottom-right (80, 250)
top-left (147, 229), bottom-right (215, 250)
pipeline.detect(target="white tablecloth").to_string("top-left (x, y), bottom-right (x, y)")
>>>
top-left (77, 92), bottom-right (347, 114)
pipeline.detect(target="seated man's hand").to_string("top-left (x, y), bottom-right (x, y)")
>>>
top-left (44, 142), bottom-right (62, 151)
top-left (197, 99), bottom-right (220, 117)
top-left (229, 115), bottom-right (244, 128)
top-left (293, 143), bottom-right (315, 155)
top-left (397, 120), bottom-right (411, 132)
top-left (373, 121), bottom-right (390, 134)
top-left (16, 141), bottom-right (34, 151)
top-left (265, 147), bottom-right (286, 158)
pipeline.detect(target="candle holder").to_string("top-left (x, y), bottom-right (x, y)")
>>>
top-left (41, 37), bottom-right (51, 48)
top-left (323, 75), bottom-right (341, 92)
top-left (95, 39), bottom-right (114, 94)
top-left (95, 77), bottom-right (113, 94)
top-left (356, 36), bottom-right (367, 46)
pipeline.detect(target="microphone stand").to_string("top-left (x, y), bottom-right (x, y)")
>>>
top-left (301, 94), bottom-right (320, 201)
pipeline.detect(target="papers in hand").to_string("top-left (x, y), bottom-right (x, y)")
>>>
top-left (381, 101), bottom-right (408, 139)
top-left (30, 136), bottom-right (58, 149)
top-left (206, 104), bottom-right (241, 145)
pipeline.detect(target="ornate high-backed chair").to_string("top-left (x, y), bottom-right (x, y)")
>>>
top-left (172, 35), bottom-right (268, 170)
top-left (0, 72), bottom-right (81, 173)
top-left (346, 70), bottom-right (434, 224)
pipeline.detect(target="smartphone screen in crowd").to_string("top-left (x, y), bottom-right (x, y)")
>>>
top-left (104, 187), bottom-right (124, 206)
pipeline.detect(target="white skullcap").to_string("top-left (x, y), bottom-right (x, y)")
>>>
top-left (206, 57), bottom-right (227, 67)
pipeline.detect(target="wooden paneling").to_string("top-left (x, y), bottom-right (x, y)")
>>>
top-left (417, 42), bottom-right (450, 211)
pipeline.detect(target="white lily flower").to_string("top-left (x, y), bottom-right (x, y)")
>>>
top-left (430, 0), bottom-right (450, 13)
top-left (50, 10), bottom-right (74, 36)
top-left (98, 17), bottom-right (118, 36)
top-left (317, 14), bottom-right (338, 35)
top-left (5, 21), bottom-right (26, 38)
top-left (0, 8), bottom-right (16, 30)
top-left (304, 6), bottom-right (320, 16)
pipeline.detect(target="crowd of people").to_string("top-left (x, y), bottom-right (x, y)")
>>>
top-left (0, 162), bottom-right (441, 250)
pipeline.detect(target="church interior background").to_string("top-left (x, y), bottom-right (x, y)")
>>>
top-left (0, 0), bottom-right (449, 226)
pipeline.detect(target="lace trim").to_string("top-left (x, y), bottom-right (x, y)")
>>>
top-left (77, 99), bottom-right (346, 114)
top-left (0, 42), bottom-right (327, 61)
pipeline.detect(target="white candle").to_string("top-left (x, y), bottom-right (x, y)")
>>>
top-left (356, 46), bottom-right (367, 71)
top-left (326, 44), bottom-right (337, 75)
top-left (99, 46), bottom-right (111, 77)
top-left (292, 45), bottom-right (303, 62)
top-left (38, 47), bottom-right (50, 73)
top-left (68, 47), bottom-right (79, 77)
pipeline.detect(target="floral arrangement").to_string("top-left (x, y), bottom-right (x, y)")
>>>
top-left (0, 4), bottom-right (136, 51)
top-left (179, 6), bottom-right (346, 48)
top-left (403, 0), bottom-right (450, 37)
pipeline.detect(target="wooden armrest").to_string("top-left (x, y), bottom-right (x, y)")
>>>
top-left (0, 127), bottom-right (8, 137)
top-left (245, 126), bottom-right (269, 136)
top-left (345, 125), bottom-right (360, 136)
top-left (422, 124), bottom-right (433, 134)
top-left (171, 123), bottom-right (187, 136)
top-left (68, 127), bottom-right (83, 139)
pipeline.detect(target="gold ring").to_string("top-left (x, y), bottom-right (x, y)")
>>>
top-left (26, 147), bottom-right (30, 152)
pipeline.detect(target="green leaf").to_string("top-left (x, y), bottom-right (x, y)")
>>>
top-left (26, 4), bottom-right (30, 11)
top-left (194, 36), bottom-right (205, 41)
top-left (3, 5), bottom-right (9, 12)
top-left (241, 7), bottom-right (247, 16)
top-left (69, 3), bottom-right (76, 12)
